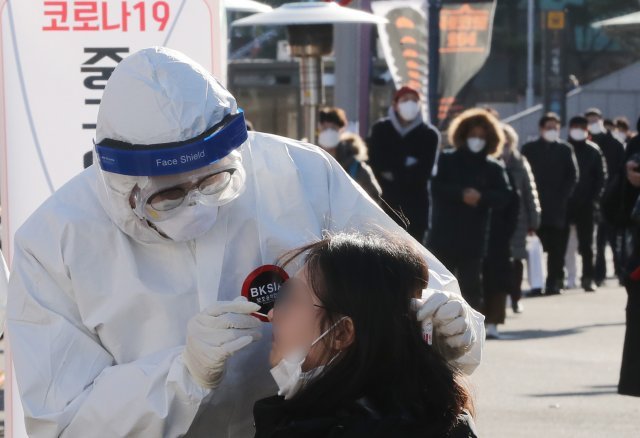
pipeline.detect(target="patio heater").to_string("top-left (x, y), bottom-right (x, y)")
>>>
top-left (232, 2), bottom-right (385, 144)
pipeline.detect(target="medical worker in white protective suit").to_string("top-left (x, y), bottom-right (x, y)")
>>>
top-left (7, 47), bottom-right (485, 438)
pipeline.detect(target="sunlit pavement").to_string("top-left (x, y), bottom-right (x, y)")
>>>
top-left (471, 281), bottom-right (640, 437)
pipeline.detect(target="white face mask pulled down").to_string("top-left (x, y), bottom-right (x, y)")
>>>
top-left (270, 317), bottom-right (346, 400)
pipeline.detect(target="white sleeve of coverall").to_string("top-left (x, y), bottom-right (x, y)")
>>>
top-left (319, 151), bottom-right (485, 375)
top-left (7, 241), bottom-right (208, 438)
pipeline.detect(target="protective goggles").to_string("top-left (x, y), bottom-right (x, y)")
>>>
top-left (132, 154), bottom-right (246, 222)
top-left (94, 110), bottom-right (248, 177)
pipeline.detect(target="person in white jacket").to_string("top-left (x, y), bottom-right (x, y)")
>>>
top-left (7, 47), bottom-right (485, 438)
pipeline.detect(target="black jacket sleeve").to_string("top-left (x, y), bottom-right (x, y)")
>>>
top-left (592, 147), bottom-right (608, 202)
top-left (366, 122), bottom-right (383, 176)
top-left (478, 161), bottom-right (512, 209)
top-left (563, 146), bottom-right (579, 200)
top-left (430, 152), bottom-right (464, 203)
top-left (419, 128), bottom-right (439, 179)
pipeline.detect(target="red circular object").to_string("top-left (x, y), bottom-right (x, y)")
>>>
top-left (241, 265), bottom-right (289, 322)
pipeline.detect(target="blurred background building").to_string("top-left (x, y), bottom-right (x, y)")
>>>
top-left (228, 0), bottom-right (640, 138)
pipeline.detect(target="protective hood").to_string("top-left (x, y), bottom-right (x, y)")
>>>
top-left (94, 47), bottom-right (241, 244)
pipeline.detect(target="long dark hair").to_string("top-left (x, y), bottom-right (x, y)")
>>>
top-left (278, 232), bottom-right (472, 435)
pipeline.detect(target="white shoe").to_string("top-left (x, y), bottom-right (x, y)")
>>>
top-left (486, 323), bottom-right (500, 340)
top-left (513, 301), bottom-right (524, 313)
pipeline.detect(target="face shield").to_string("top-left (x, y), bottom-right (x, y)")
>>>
top-left (94, 110), bottom-right (248, 241)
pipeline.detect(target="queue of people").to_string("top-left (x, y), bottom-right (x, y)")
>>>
top-left (318, 95), bottom-right (529, 340)
top-left (316, 89), bottom-right (636, 350)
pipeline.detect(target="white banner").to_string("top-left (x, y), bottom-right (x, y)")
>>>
top-left (0, 0), bottom-right (226, 435)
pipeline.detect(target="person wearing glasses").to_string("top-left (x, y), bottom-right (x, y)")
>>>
top-left (7, 47), bottom-right (484, 437)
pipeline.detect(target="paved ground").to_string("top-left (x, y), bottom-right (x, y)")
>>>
top-left (470, 281), bottom-right (640, 437)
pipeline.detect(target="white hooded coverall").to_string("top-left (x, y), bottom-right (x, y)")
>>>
top-left (7, 47), bottom-right (484, 437)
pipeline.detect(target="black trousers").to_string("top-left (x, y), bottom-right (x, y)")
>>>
top-left (537, 225), bottom-right (567, 290)
top-left (564, 216), bottom-right (595, 283)
top-left (436, 251), bottom-right (483, 311)
top-left (595, 221), bottom-right (622, 282)
top-left (510, 258), bottom-right (524, 303)
top-left (620, 261), bottom-right (640, 397)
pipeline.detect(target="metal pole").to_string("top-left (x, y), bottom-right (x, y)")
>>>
top-left (525, 0), bottom-right (535, 108)
top-left (299, 56), bottom-right (323, 144)
top-left (334, 0), bottom-right (373, 138)
top-left (334, 23), bottom-right (359, 127)
top-left (428, 0), bottom-right (441, 124)
top-left (358, 0), bottom-right (372, 138)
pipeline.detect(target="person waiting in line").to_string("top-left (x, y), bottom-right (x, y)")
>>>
top-left (501, 124), bottom-right (540, 314)
top-left (564, 115), bottom-right (607, 292)
top-left (584, 108), bottom-right (625, 286)
top-left (317, 107), bottom-right (382, 202)
top-left (614, 116), bottom-right (635, 144)
top-left (428, 108), bottom-right (512, 311)
top-left (522, 113), bottom-right (579, 295)
top-left (367, 85), bottom-right (440, 242)
top-left (616, 122), bottom-right (640, 397)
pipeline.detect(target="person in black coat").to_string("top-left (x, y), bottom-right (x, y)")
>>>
top-left (367, 85), bottom-right (440, 243)
top-left (483, 160), bottom-right (520, 339)
top-left (253, 233), bottom-right (477, 437)
top-left (427, 108), bottom-right (512, 310)
top-left (502, 124), bottom-right (541, 313)
top-left (617, 129), bottom-right (640, 397)
top-left (522, 112), bottom-right (579, 294)
top-left (565, 115), bottom-right (607, 292)
top-left (585, 108), bottom-right (626, 285)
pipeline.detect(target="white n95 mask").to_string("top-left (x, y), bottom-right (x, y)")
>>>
top-left (270, 317), bottom-right (346, 400)
top-left (397, 100), bottom-right (420, 121)
top-left (570, 129), bottom-right (588, 142)
top-left (154, 202), bottom-right (219, 242)
top-left (467, 137), bottom-right (486, 153)
top-left (613, 130), bottom-right (626, 144)
top-left (542, 129), bottom-right (559, 143)
top-left (588, 121), bottom-right (604, 135)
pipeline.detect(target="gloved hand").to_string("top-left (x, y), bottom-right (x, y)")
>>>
top-left (183, 297), bottom-right (262, 389)
top-left (417, 289), bottom-right (477, 362)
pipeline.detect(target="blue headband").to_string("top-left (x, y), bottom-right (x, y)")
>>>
top-left (95, 111), bottom-right (248, 176)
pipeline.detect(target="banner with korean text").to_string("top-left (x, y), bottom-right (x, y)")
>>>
top-left (438, 0), bottom-right (496, 124)
top-left (0, 1), bottom-right (226, 435)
